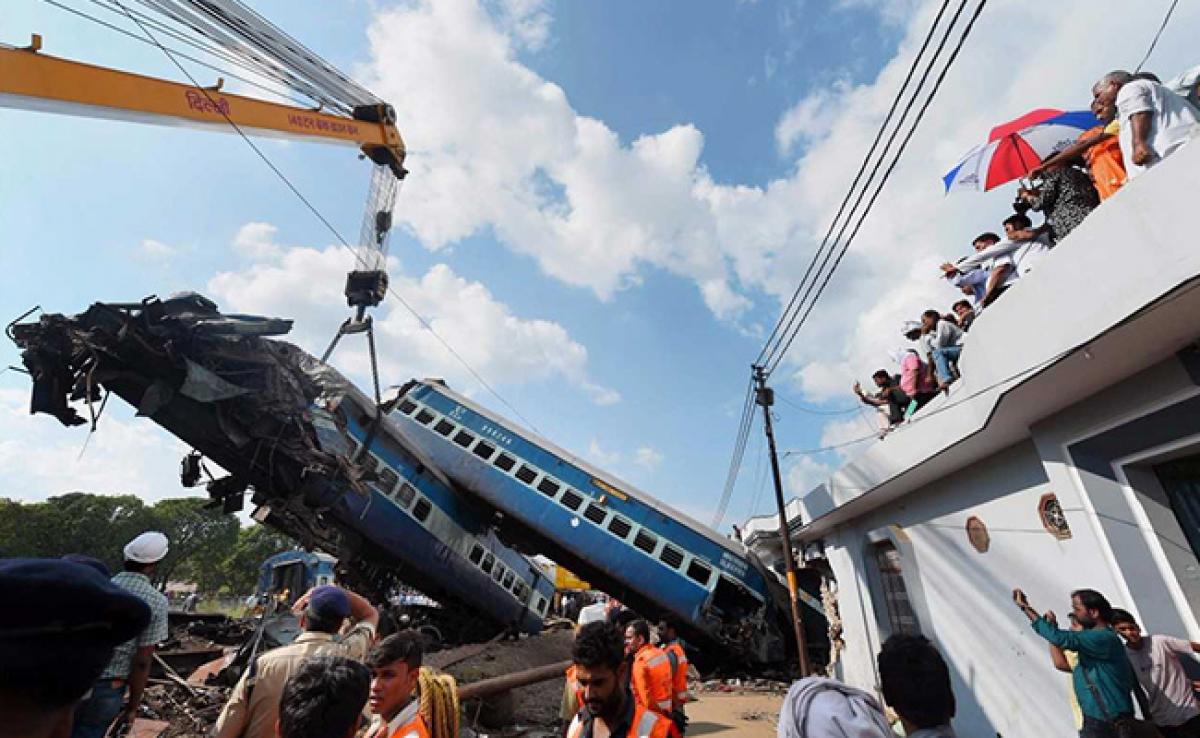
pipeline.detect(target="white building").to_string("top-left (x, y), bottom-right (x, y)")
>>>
top-left (742, 141), bottom-right (1200, 737)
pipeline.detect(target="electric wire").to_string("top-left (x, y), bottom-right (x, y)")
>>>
top-left (764, 0), bottom-right (988, 377)
top-left (1135, 0), bottom-right (1182, 73)
top-left (40, 0), bottom-right (316, 108)
top-left (107, 0), bottom-right (542, 433)
top-left (754, 0), bottom-right (957, 369)
top-left (775, 393), bottom-right (861, 416)
top-left (710, 378), bottom-right (757, 527)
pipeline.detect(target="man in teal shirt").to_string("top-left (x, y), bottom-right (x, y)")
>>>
top-left (1013, 587), bottom-right (1135, 738)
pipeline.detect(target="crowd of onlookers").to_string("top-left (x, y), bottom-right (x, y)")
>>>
top-left (854, 67), bottom-right (1200, 436)
top-left (776, 585), bottom-right (1200, 738)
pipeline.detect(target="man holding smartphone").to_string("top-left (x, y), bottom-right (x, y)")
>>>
top-left (1012, 587), bottom-right (1135, 738)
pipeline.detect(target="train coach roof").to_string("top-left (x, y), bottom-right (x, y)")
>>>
top-left (406, 378), bottom-right (754, 561)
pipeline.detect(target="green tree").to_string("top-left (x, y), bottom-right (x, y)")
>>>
top-left (151, 498), bottom-right (239, 588)
top-left (217, 525), bottom-right (295, 595)
top-left (0, 493), bottom-right (159, 572)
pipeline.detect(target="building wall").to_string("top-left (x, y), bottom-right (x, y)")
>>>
top-left (820, 353), bottom-right (1200, 738)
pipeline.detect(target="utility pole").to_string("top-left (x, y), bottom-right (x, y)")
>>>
top-left (753, 364), bottom-right (811, 676)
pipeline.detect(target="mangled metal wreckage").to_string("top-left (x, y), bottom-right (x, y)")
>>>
top-left (10, 293), bottom-right (553, 639)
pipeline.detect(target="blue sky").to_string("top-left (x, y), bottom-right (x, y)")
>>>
top-left (2, 0), bottom-right (1196, 531)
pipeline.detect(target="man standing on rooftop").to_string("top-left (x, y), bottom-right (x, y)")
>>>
top-left (1092, 70), bottom-right (1199, 180)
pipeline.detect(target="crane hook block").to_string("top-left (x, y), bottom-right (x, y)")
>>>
top-left (344, 270), bottom-right (389, 309)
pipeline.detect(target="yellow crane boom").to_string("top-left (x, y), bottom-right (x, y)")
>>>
top-left (0, 35), bottom-right (405, 177)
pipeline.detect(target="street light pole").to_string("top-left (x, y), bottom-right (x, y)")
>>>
top-left (753, 364), bottom-right (811, 676)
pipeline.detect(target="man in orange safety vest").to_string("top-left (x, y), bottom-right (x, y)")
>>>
top-left (623, 619), bottom-right (674, 719)
top-left (567, 622), bottom-right (677, 738)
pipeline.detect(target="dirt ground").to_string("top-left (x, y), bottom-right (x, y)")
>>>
top-left (433, 626), bottom-right (576, 730)
top-left (685, 693), bottom-right (783, 738)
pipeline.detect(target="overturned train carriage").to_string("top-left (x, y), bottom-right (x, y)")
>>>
top-left (10, 294), bottom-right (552, 638)
top-left (388, 379), bottom-right (800, 666)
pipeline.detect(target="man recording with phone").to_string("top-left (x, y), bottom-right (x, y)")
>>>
top-left (1012, 587), bottom-right (1136, 738)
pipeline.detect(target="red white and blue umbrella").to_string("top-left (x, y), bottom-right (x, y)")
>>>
top-left (942, 108), bottom-right (1100, 193)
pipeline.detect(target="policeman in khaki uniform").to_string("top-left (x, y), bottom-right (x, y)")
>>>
top-left (215, 585), bottom-right (378, 738)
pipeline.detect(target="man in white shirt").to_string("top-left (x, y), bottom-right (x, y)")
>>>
top-left (940, 215), bottom-right (1050, 308)
top-left (1111, 609), bottom-right (1200, 738)
top-left (1092, 70), bottom-right (1200, 179)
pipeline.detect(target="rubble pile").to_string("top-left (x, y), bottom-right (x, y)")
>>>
top-left (141, 683), bottom-right (230, 738)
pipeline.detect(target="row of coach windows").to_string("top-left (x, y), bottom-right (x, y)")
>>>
top-left (466, 542), bottom-right (547, 615)
top-left (396, 398), bottom-right (716, 590)
top-left (348, 437), bottom-right (542, 614)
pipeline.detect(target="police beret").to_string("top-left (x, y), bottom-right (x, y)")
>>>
top-left (0, 558), bottom-right (150, 644)
top-left (308, 585), bottom-right (351, 621)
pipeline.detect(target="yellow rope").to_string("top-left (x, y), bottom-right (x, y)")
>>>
top-left (417, 667), bottom-right (460, 738)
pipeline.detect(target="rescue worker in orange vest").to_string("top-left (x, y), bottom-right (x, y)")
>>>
top-left (657, 620), bottom-right (689, 735)
top-left (568, 622), bottom-right (677, 738)
top-left (560, 663), bottom-right (586, 731)
top-left (364, 633), bottom-right (430, 738)
top-left (624, 619), bottom-right (674, 719)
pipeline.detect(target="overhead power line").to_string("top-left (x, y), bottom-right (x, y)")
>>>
top-left (710, 378), bottom-right (757, 527)
top-left (715, 0), bottom-right (986, 528)
top-left (755, 0), bottom-right (957, 370)
top-left (763, 0), bottom-right (988, 378)
top-left (103, 0), bottom-right (541, 432)
top-left (1135, 0), bottom-right (1182, 73)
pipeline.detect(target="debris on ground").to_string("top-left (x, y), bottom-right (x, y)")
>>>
top-left (697, 677), bottom-right (790, 694)
top-left (436, 629), bottom-right (575, 731)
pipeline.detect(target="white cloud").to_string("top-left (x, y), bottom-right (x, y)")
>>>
top-left (633, 446), bottom-right (664, 471)
top-left (491, 0), bottom-right (552, 51)
top-left (233, 222), bottom-right (285, 260)
top-left (353, 0), bottom-right (1200, 450)
top-left (0, 388), bottom-right (190, 502)
top-left (587, 439), bottom-right (621, 467)
top-left (207, 228), bottom-right (619, 405)
top-left (785, 455), bottom-right (836, 496)
top-left (139, 238), bottom-right (180, 260)
top-left (835, 0), bottom-right (922, 25)
top-left (774, 84), bottom-right (847, 155)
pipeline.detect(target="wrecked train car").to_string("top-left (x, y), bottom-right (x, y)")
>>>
top-left (387, 379), bottom-right (804, 666)
top-left (10, 294), bottom-right (551, 638)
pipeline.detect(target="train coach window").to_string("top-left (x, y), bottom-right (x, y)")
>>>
top-left (502, 570), bottom-right (515, 589)
top-left (537, 478), bottom-right (561, 497)
top-left (493, 563), bottom-right (505, 583)
top-left (515, 465), bottom-right (538, 484)
top-left (469, 544), bottom-right (484, 565)
top-left (473, 440), bottom-right (496, 461)
top-left (494, 453), bottom-right (517, 472)
top-left (396, 483), bottom-right (416, 507)
top-left (412, 498), bottom-right (432, 523)
top-left (560, 489), bottom-right (584, 511)
top-left (398, 400), bottom-right (417, 415)
top-left (481, 553), bottom-right (494, 574)
top-left (686, 559), bottom-right (712, 586)
top-left (515, 582), bottom-right (529, 601)
top-left (415, 409), bottom-right (435, 425)
top-left (607, 516), bottom-right (632, 540)
top-left (659, 545), bottom-right (684, 570)
top-left (634, 529), bottom-right (658, 554)
top-left (435, 419), bottom-right (455, 436)
top-left (377, 468), bottom-right (399, 494)
top-left (583, 503), bottom-right (608, 525)
top-left (453, 430), bottom-right (475, 448)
